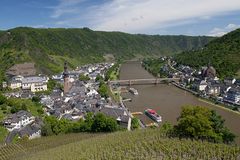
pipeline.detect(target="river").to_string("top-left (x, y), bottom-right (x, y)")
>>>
top-left (120, 61), bottom-right (240, 144)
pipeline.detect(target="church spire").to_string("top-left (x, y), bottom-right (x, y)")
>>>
top-left (63, 61), bottom-right (68, 78)
top-left (63, 61), bottom-right (70, 94)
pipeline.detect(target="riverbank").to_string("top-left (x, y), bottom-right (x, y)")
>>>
top-left (171, 82), bottom-right (198, 95)
top-left (120, 61), bottom-right (240, 144)
top-left (172, 82), bottom-right (240, 116)
top-left (198, 98), bottom-right (240, 116)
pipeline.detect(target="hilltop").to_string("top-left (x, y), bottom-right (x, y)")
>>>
top-left (0, 27), bottom-right (213, 80)
top-left (175, 28), bottom-right (240, 78)
top-left (0, 129), bottom-right (239, 160)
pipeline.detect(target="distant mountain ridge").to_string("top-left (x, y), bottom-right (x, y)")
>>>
top-left (175, 28), bottom-right (240, 78)
top-left (0, 27), bottom-right (213, 81)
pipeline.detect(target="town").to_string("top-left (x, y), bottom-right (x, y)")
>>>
top-left (1, 62), bottom-right (132, 143)
top-left (158, 57), bottom-right (240, 110)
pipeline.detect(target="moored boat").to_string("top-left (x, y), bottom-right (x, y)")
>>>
top-left (144, 109), bottom-right (162, 123)
top-left (129, 88), bottom-right (138, 95)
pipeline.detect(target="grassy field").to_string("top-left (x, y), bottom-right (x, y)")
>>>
top-left (0, 129), bottom-right (239, 160)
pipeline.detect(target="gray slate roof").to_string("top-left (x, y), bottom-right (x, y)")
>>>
top-left (22, 76), bottom-right (47, 84)
top-left (100, 106), bottom-right (130, 123)
top-left (3, 110), bottom-right (32, 124)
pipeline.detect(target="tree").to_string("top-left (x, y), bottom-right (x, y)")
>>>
top-left (174, 106), bottom-right (236, 143)
top-left (210, 110), bottom-right (224, 133)
top-left (95, 74), bottom-right (104, 82)
top-left (160, 122), bottom-right (174, 135)
top-left (105, 64), bottom-right (119, 81)
top-left (104, 117), bottom-right (118, 132)
top-left (91, 113), bottom-right (118, 132)
top-left (222, 127), bottom-right (236, 143)
top-left (0, 93), bottom-right (7, 105)
top-left (47, 79), bottom-right (57, 91)
top-left (84, 112), bottom-right (94, 131)
top-left (37, 108), bottom-right (44, 115)
top-left (131, 117), bottom-right (140, 130)
top-left (32, 96), bottom-right (40, 103)
top-left (10, 106), bottom-right (18, 113)
top-left (79, 74), bottom-right (90, 81)
top-left (98, 82), bottom-right (109, 98)
top-left (210, 110), bottom-right (236, 143)
top-left (41, 123), bottom-right (54, 136)
top-left (0, 104), bottom-right (7, 111)
top-left (43, 116), bottom-right (73, 135)
top-left (91, 113), bottom-right (107, 132)
top-left (175, 106), bottom-right (214, 139)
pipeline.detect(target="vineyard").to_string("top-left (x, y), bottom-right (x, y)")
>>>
top-left (0, 133), bottom-right (101, 160)
top-left (0, 129), bottom-right (239, 160)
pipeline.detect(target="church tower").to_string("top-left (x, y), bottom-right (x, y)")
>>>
top-left (63, 61), bottom-right (70, 94)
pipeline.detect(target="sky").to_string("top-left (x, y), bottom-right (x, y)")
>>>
top-left (1, 0), bottom-right (240, 36)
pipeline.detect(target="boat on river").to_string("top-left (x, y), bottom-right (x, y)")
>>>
top-left (129, 88), bottom-right (138, 95)
top-left (144, 109), bottom-right (162, 123)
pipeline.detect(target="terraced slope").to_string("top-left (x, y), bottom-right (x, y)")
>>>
top-left (0, 129), bottom-right (239, 160)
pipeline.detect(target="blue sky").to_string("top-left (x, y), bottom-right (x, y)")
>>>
top-left (1, 0), bottom-right (240, 36)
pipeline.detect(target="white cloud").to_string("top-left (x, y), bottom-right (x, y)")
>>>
top-left (50, 0), bottom-right (86, 18)
top-left (31, 25), bottom-right (48, 28)
top-left (208, 23), bottom-right (240, 37)
top-left (50, 0), bottom-right (240, 33)
top-left (225, 23), bottom-right (240, 29)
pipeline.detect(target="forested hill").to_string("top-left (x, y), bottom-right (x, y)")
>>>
top-left (0, 27), bottom-right (213, 75)
top-left (175, 28), bottom-right (240, 78)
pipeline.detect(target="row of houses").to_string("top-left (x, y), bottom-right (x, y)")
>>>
top-left (174, 62), bottom-right (240, 106)
top-left (52, 63), bottom-right (114, 82)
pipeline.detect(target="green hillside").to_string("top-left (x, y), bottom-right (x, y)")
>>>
top-left (0, 129), bottom-right (239, 160)
top-left (0, 27), bottom-right (213, 77)
top-left (175, 28), bottom-right (240, 78)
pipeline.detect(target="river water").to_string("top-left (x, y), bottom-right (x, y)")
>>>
top-left (120, 61), bottom-right (240, 144)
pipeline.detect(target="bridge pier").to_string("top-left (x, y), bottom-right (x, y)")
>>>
top-left (129, 80), bottom-right (132, 86)
top-left (155, 78), bottom-right (158, 85)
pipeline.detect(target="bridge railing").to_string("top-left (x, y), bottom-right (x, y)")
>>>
top-left (109, 78), bottom-right (180, 85)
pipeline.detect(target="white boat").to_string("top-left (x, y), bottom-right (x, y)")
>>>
top-left (145, 109), bottom-right (162, 123)
top-left (129, 88), bottom-right (138, 95)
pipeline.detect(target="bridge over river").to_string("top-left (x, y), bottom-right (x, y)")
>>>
top-left (109, 78), bottom-right (180, 86)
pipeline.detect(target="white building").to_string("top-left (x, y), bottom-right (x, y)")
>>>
top-left (3, 110), bottom-right (35, 131)
top-left (224, 89), bottom-right (240, 105)
top-left (206, 85), bottom-right (221, 96)
top-left (22, 76), bottom-right (48, 92)
top-left (224, 78), bottom-right (236, 85)
top-left (198, 80), bottom-right (208, 91)
top-left (9, 80), bottom-right (22, 89)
